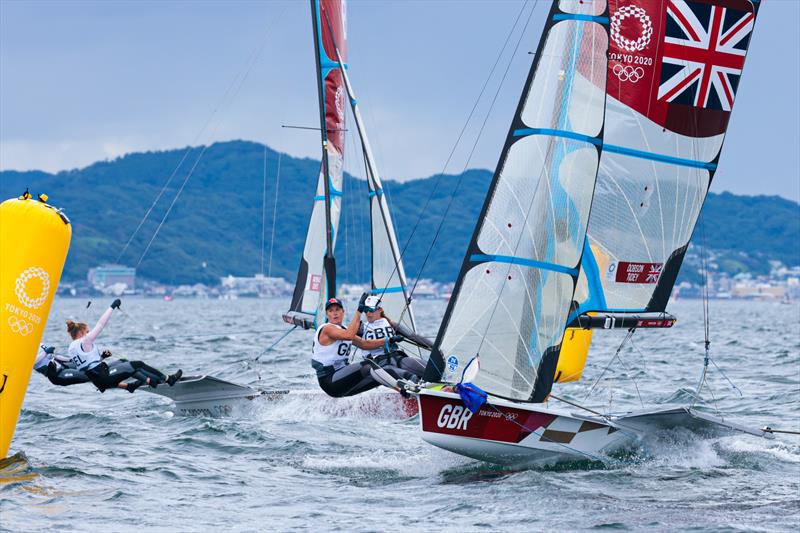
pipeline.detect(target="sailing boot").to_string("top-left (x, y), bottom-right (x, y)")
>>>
top-left (167, 369), bottom-right (183, 386)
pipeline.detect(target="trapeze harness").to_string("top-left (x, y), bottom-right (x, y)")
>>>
top-left (34, 345), bottom-right (90, 386)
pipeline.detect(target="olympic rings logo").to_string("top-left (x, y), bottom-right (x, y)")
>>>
top-left (610, 6), bottom-right (653, 52)
top-left (15, 266), bottom-right (50, 309)
top-left (8, 316), bottom-right (33, 336)
top-left (613, 64), bottom-right (645, 83)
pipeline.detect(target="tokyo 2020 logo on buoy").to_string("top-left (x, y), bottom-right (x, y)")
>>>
top-left (15, 266), bottom-right (50, 309)
top-left (610, 6), bottom-right (653, 52)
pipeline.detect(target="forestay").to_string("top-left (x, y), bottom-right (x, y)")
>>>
top-left (573, 0), bottom-right (759, 320)
top-left (284, 0), bottom-right (348, 329)
top-left (425, 0), bottom-right (610, 402)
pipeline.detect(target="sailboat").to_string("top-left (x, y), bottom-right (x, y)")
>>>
top-left (414, 0), bottom-right (773, 465)
top-left (148, 0), bottom-right (423, 416)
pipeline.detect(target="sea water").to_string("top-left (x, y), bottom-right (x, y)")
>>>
top-left (1, 297), bottom-right (798, 532)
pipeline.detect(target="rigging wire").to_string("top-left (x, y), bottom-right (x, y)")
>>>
top-left (583, 328), bottom-right (636, 402)
top-left (261, 145), bottom-right (269, 275)
top-left (268, 152), bottom-right (282, 277)
top-left (408, 1), bottom-right (539, 301)
top-left (377, 0), bottom-right (535, 310)
top-left (254, 325), bottom-right (298, 362)
top-left (124, 4), bottom-right (287, 267)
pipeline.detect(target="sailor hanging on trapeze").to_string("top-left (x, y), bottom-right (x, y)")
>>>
top-left (31, 299), bottom-right (183, 394)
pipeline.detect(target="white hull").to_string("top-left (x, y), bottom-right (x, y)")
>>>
top-left (145, 375), bottom-right (417, 418)
top-left (418, 389), bottom-right (772, 466)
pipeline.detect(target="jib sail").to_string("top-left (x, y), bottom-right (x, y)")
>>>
top-left (424, 0), bottom-right (611, 402)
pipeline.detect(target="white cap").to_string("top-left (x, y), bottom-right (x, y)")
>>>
top-left (364, 295), bottom-right (381, 310)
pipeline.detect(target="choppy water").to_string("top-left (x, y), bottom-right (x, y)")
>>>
top-left (2, 297), bottom-right (798, 532)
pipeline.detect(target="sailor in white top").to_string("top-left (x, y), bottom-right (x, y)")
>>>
top-left (354, 295), bottom-right (426, 379)
top-left (313, 294), bottom-right (413, 398)
top-left (65, 299), bottom-right (182, 393)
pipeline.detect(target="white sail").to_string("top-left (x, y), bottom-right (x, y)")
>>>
top-left (324, 17), bottom-right (418, 336)
top-left (426, 1), bottom-right (609, 401)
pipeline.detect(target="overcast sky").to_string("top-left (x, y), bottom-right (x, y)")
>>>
top-left (1, 0), bottom-right (798, 201)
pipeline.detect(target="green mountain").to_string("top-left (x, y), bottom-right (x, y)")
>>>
top-left (2, 140), bottom-right (797, 285)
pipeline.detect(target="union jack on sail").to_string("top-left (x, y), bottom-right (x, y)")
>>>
top-left (657, 0), bottom-right (754, 111)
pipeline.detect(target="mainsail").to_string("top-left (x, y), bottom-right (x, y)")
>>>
top-left (284, 0), bottom-right (348, 329)
top-left (572, 0), bottom-right (760, 324)
top-left (425, 0), bottom-right (610, 401)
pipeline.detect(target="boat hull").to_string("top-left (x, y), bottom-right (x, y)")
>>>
top-left (418, 389), bottom-right (633, 466)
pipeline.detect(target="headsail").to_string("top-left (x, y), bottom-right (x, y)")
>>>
top-left (572, 0), bottom-right (760, 325)
top-left (284, 0), bottom-right (348, 329)
top-left (424, 1), bottom-right (610, 402)
top-left (319, 8), bottom-right (418, 338)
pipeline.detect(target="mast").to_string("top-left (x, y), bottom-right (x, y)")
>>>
top-left (283, 0), bottom-right (348, 329)
top-left (311, 0), bottom-right (336, 302)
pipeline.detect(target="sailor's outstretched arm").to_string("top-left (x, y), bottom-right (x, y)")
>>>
top-left (82, 299), bottom-right (121, 351)
top-left (351, 336), bottom-right (383, 350)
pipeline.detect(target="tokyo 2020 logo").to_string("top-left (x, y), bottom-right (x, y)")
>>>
top-left (15, 266), bottom-right (50, 309)
top-left (610, 6), bottom-right (653, 52)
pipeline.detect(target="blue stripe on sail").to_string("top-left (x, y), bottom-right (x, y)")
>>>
top-left (513, 128), bottom-right (601, 145)
top-left (513, 130), bottom-right (715, 170)
top-left (314, 191), bottom-right (343, 201)
top-left (470, 254), bottom-right (578, 277)
top-left (603, 143), bottom-right (716, 170)
top-left (372, 286), bottom-right (405, 294)
top-left (368, 188), bottom-right (383, 198)
top-left (552, 14), bottom-right (609, 24)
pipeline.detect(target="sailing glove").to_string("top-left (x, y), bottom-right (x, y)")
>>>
top-left (101, 350), bottom-right (112, 359)
top-left (388, 336), bottom-right (405, 345)
top-left (358, 292), bottom-right (369, 312)
top-left (110, 299), bottom-right (121, 310)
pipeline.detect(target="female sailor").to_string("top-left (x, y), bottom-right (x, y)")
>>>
top-left (35, 344), bottom-right (178, 393)
top-left (353, 295), bottom-right (426, 379)
top-left (66, 299), bottom-right (182, 393)
top-left (33, 345), bottom-right (91, 386)
top-left (312, 295), bottom-right (413, 398)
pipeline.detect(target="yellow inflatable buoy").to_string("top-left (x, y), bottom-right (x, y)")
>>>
top-left (555, 327), bottom-right (593, 383)
top-left (0, 192), bottom-right (71, 458)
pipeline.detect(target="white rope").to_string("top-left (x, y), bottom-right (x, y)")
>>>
top-left (261, 145), bottom-right (268, 275)
top-left (131, 4), bottom-right (287, 267)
